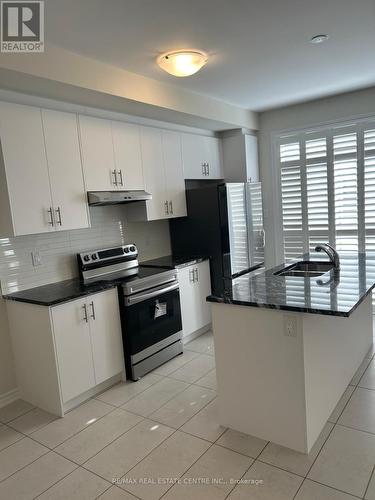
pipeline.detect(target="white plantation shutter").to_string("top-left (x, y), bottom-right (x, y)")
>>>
top-left (278, 122), bottom-right (375, 266)
top-left (227, 183), bottom-right (250, 274)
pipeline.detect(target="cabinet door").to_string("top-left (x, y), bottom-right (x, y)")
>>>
top-left (245, 134), bottom-right (259, 183)
top-left (52, 298), bottom-right (95, 403)
top-left (195, 260), bottom-right (212, 328)
top-left (112, 121), bottom-right (144, 190)
top-left (79, 115), bottom-right (116, 191)
top-left (0, 102), bottom-right (53, 235)
top-left (140, 127), bottom-right (167, 220)
top-left (177, 266), bottom-right (199, 338)
top-left (42, 109), bottom-right (90, 231)
top-left (181, 133), bottom-right (207, 179)
top-left (162, 130), bottom-right (187, 218)
top-left (206, 137), bottom-right (223, 179)
top-left (88, 289), bottom-right (124, 385)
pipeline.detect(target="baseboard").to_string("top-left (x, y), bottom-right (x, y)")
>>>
top-left (183, 323), bottom-right (212, 345)
top-left (0, 387), bottom-right (19, 408)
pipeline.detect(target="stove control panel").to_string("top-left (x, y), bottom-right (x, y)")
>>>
top-left (79, 244), bottom-right (138, 266)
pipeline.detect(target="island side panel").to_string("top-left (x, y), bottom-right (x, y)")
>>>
top-left (211, 303), bottom-right (309, 453)
top-left (303, 294), bottom-right (373, 451)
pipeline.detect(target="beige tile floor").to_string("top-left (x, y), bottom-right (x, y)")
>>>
top-left (0, 330), bottom-right (375, 499)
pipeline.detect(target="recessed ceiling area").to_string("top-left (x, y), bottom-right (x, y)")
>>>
top-left (45, 0), bottom-right (375, 111)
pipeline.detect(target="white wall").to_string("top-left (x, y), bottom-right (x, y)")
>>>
top-left (0, 206), bottom-right (171, 398)
top-left (259, 86), bottom-right (375, 267)
top-left (0, 45), bottom-right (258, 131)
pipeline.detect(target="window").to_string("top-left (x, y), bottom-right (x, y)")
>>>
top-left (278, 123), bottom-right (375, 261)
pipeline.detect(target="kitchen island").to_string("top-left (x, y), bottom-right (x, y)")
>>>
top-left (207, 254), bottom-right (375, 453)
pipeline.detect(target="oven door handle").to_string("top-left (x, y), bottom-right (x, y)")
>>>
top-left (125, 282), bottom-right (179, 306)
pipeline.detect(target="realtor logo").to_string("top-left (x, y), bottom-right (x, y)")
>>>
top-left (1, 1), bottom-right (44, 52)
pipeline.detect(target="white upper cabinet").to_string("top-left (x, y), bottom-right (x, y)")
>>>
top-left (42, 109), bottom-right (90, 232)
top-left (207, 137), bottom-right (223, 179)
top-left (162, 130), bottom-right (187, 218)
top-left (0, 102), bottom-right (89, 237)
top-left (79, 115), bottom-right (117, 191)
top-left (222, 132), bottom-right (259, 183)
top-left (127, 127), bottom-right (187, 221)
top-left (80, 115), bottom-right (145, 192)
top-left (112, 121), bottom-right (144, 190)
top-left (139, 126), bottom-right (167, 220)
top-left (245, 134), bottom-right (259, 183)
top-left (0, 102), bottom-right (53, 236)
top-left (182, 133), bottom-right (223, 179)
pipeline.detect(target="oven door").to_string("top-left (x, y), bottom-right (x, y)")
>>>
top-left (122, 281), bottom-right (182, 359)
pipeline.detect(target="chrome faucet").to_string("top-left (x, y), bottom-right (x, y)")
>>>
top-left (315, 243), bottom-right (340, 269)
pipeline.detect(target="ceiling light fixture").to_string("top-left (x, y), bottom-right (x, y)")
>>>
top-left (310, 34), bottom-right (329, 44)
top-left (157, 50), bottom-right (208, 77)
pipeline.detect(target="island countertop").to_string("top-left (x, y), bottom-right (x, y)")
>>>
top-left (207, 253), bottom-right (375, 317)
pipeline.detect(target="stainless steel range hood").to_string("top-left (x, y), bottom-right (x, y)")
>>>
top-left (88, 191), bottom-right (152, 206)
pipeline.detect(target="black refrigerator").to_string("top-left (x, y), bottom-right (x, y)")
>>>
top-left (169, 181), bottom-right (265, 295)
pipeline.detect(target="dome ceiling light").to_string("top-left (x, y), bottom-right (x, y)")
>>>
top-left (310, 34), bottom-right (329, 44)
top-left (157, 50), bottom-right (208, 77)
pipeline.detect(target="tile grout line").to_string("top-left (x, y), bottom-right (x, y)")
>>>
top-left (363, 464), bottom-right (375, 499)
top-left (94, 372), bottom-right (167, 407)
top-left (222, 436), bottom-right (270, 499)
top-left (291, 417), bottom-right (337, 499)
top-left (30, 462), bottom-right (82, 500)
top-left (117, 384), bottom-right (220, 499)
top-left (0, 405), bottom-right (36, 426)
top-left (301, 477), bottom-right (363, 499)
top-left (0, 447), bottom-right (52, 485)
top-left (0, 338), bottom-right (217, 496)
top-left (291, 353), bottom-right (375, 499)
top-left (21, 354), bottom-right (216, 497)
top-left (80, 378), bottom-right (216, 476)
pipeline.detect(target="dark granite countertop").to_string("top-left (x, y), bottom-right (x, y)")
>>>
top-left (140, 254), bottom-right (209, 270)
top-left (207, 253), bottom-right (375, 317)
top-left (2, 264), bottom-right (178, 307)
top-left (2, 256), bottom-right (205, 307)
top-left (2, 278), bottom-right (120, 306)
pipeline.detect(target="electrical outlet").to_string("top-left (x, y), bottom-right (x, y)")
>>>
top-left (31, 250), bottom-right (42, 267)
top-left (284, 315), bottom-right (297, 337)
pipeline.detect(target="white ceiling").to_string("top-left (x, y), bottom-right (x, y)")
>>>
top-left (45, 0), bottom-right (375, 111)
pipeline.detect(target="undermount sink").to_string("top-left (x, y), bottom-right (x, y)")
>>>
top-left (274, 261), bottom-right (335, 277)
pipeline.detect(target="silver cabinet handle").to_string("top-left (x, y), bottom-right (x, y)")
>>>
top-left (47, 207), bottom-right (54, 226)
top-left (189, 269), bottom-right (195, 283)
top-left (165, 200), bottom-right (169, 215)
top-left (111, 169), bottom-right (117, 186)
top-left (89, 301), bottom-right (96, 320)
top-left (202, 163), bottom-right (206, 176)
top-left (194, 268), bottom-right (199, 282)
top-left (82, 304), bottom-right (88, 323)
top-left (169, 201), bottom-right (173, 215)
top-left (117, 170), bottom-right (123, 186)
top-left (55, 207), bottom-right (62, 226)
top-left (206, 163), bottom-right (209, 176)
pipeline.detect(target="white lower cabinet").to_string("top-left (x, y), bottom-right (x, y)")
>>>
top-left (87, 289), bottom-right (124, 385)
top-left (178, 260), bottom-right (212, 339)
top-left (6, 288), bottom-right (124, 416)
top-left (52, 297), bottom-right (96, 403)
top-left (52, 288), bottom-right (124, 403)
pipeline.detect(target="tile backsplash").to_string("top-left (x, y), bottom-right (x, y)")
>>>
top-left (0, 206), bottom-right (171, 294)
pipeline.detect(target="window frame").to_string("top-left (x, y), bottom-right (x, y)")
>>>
top-left (273, 119), bottom-right (375, 263)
